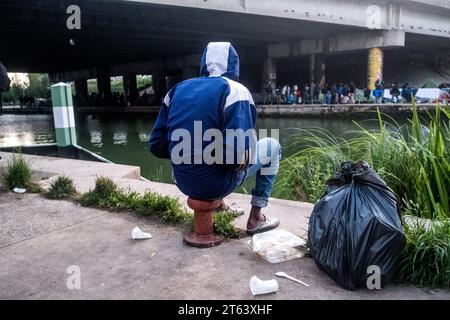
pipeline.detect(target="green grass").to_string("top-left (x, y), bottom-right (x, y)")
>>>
top-left (274, 103), bottom-right (450, 287)
top-left (275, 104), bottom-right (450, 220)
top-left (46, 176), bottom-right (77, 199)
top-left (2, 153), bottom-right (32, 190)
top-left (396, 216), bottom-right (450, 287)
top-left (213, 211), bottom-right (240, 238)
top-left (273, 127), bottom-right (352, 202)
top-left (79, 177), bottom-right (238, 237)
top-left (79, 176), bottom-right (118, 207)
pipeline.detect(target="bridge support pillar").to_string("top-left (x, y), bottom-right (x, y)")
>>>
top-left (182, 67), bottom-right (198, 80)
top-left (97, 69), bottom-right (112, 107)
top-left (152, 71), bottom-right (167, 103)
top-left (123, 74), bottom-right (137, 106)
top-left (315, 54), bottom-right (326, 88)
top-left (74, 79), bottom-right (88, 107)
top-left (263, 57), bottom-right (277, 91)
top-left (367, 47), bottom-right (384, 90)
top-left (309, 54), bottom-right (316, 98)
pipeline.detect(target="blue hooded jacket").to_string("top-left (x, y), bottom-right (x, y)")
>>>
top-left (149, 42), bottom-right (257, 200)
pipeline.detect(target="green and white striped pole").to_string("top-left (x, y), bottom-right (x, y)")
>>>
top-left (51, 82), bottom-right (77, 147)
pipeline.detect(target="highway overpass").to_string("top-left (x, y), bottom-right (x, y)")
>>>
top-left (1, 0), bottom-right (449, 104)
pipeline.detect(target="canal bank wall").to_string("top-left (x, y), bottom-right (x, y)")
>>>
top-left (255, 104), bottom-right (436, 117)
top-left (1, 106), bottom-right (53, 115)
top-left (1, 104), bottom-right (438, 117)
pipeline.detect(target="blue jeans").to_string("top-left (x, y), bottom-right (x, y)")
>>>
top-left (236, 138), bottom-right (282, 208)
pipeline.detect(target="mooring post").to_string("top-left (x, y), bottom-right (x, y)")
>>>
top-left (50, 82), bottom-right (77, 147)
top-left (184, 198), bottom-right (224, 248)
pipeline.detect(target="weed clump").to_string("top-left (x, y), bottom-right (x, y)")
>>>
top-left (2, 154), bottom-right (32, 190)
top-left (46, 176), bottom-right (77, 199)
top-left (79, 177), bottom-right (238, 237)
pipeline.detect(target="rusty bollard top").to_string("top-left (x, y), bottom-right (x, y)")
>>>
top-left (187, 198), bottom-right (222, 212)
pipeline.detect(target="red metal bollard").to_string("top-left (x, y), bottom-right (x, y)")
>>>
top-left (183, 197), bottom-right (224, 248)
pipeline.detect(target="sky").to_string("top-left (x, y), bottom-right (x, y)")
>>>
top-left (7, 73), bottom-right (29, 86)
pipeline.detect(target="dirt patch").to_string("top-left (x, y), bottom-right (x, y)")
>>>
top-left (31, 170), bottom-right (55, 182)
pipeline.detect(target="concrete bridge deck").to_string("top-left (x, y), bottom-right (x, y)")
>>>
top-left (1, 151), bottom-right (449, 299)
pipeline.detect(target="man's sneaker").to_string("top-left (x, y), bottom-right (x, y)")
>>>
top-left (216, 203), bottom-right (245, 217)
top-left (247, 215), bottom-right (280, 235)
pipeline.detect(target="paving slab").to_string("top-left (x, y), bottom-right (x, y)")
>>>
top-left (0, 193), bottom-right (104, 248)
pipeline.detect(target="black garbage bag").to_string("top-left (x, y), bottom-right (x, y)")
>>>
top-left (308, 161), bottom-right (405, 290)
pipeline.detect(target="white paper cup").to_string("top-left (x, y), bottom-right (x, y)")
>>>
top-left (249, 276), bottom-right (279, 296)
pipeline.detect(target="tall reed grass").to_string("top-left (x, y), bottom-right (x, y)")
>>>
top-left (275, 104), bottom-right (450, 220)
top-left (274, 103), bottom-right (450, 287)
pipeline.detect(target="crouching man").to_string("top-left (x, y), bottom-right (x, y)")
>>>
top-left (149, 42), bottom-right (281, 235)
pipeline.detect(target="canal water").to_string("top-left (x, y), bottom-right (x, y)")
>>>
top-left (0, 113), bottom-right (407, 184)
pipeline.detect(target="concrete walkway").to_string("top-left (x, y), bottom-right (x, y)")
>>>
top-left (0, 152), bottom-right (449, 299)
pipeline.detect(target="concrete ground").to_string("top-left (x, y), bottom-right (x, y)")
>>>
top-left (0, 152), bottom-right (449, 300)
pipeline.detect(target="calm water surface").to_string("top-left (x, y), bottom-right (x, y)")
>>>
top-left (0, 113), bottom-right (409, 184)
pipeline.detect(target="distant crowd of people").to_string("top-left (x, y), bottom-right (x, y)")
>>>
top-left (263, 79), bottom-right (450, 105)
top-left (371, 80), bottom-right (403, 104)
top-left (86, 92), bottom-right (126, 107)
top-left (18, 95), bottom-right (36, 108)
top-left (2, 95), bottom-right (51, 108)
top-left (82, 86), bottom-right (158, 107)
top-left (264, 81), bottom-right (361, 105)
top-left (135, 87), bottom-right (158, 106)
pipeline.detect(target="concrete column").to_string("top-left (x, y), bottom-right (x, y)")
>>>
top-left (123, 74), bottom-right (137, 106)
top-left (315, 55), bottom-right (326, 88)
top-left (309, 54), bottom-right (315, 98)
top-left (182, 67), bottom-right (198, 80)
top-left (263, 58), bottom-right (277, 86)
top-left (97, 69), bottom-right (112, 107)
top-left (166, 75), bottom-right (182, 90)
top-left (367, 47), bottom-right (384, 90)
top-left (152, 71), bottom-right (167, 103)
top-left (74, 79), bottom-right (88, 107)
top-left (51, 83), bottom-right (77, 147)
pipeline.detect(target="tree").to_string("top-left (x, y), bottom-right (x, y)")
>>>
top-left (1, 73), bottom-right (26, 104)
top-left (1, 73), bottom-right (50, 103)
top-left (4, 83), bottom-right (24, 103)
top-left (26, 73), bottom-right (50, 98)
